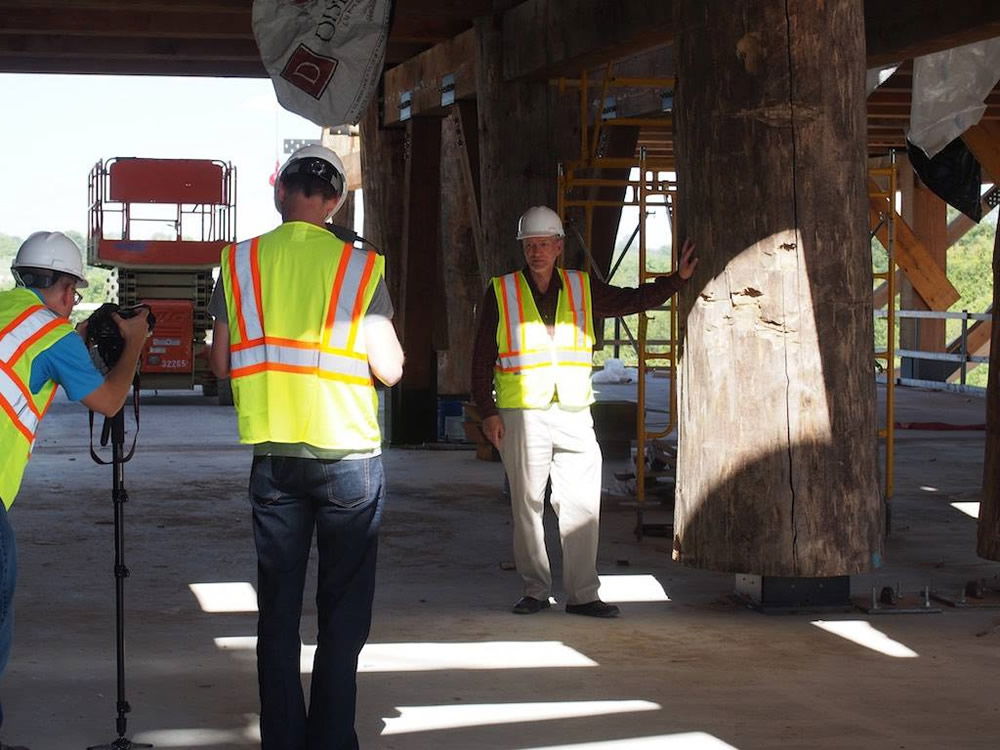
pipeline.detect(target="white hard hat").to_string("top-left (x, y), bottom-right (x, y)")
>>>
top-left (516, 206), bottom-right (565, 240)
top-left (274, 144), bottom-right (348, 218)
top-left (12, 231), bottom-right (89, 288)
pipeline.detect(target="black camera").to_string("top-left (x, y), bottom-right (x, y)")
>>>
top-left (85, 303), bottom-right (156, 373)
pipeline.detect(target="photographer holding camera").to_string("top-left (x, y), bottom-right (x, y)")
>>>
top-left (0, 231), bottom-right (149, 748)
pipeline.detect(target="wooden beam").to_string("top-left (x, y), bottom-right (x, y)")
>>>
top-left (869, 184), bottom-right (960, 311)
top-left (502, 0), bottom-right (673, 81)
top-left (452, 100), bottom-right (486, 283)
top-left (865, 0), bottom-right (1000, 68)
top-left (963, 120), bottom-right (1000, 183)
top-left (382, 28), bottom-right (476, 127)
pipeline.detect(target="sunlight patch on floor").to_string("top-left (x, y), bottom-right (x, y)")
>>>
top-left (951, 501), bottom-right (980, 519)
top-left (812, 620), bottom-right (918, 658)
top-left (598, 574), bottom-right (671, 603)
top-left (214, 637), bottom-right (598, 673)
top-left (526, 732), bottom-right (740, 749)
top-left (133, 715), bottom-right (260, 746)
top-left (382, 700), bottom-right (659, 735)
top-left (189, 582), bottom-right (258, 613)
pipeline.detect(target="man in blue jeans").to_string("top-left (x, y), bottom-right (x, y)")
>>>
top-left (0, 231), bottom-right (149, 749)
top-left (209, 145), bottom-right (404, 749)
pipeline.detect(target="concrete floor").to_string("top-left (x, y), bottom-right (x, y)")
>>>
top-left (3, 382), bottom-right (998, 749)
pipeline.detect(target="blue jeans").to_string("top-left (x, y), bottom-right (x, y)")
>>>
top-left (0, 502), bottom-right (16, 730)
top-left (250, 455), bottom-right (384, 750)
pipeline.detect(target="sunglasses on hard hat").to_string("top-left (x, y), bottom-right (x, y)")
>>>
top-left (283, 157), bottom-right (345, 195)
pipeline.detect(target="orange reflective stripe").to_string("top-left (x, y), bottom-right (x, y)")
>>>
top-left (497, 279), bottom-right (515, 357)
top-left (0, 304), bottom-right (45, 339)
top-left (0, 389), bottom-right (32, 443)
top-left (346, 251), bottom-right (376, 353)
top-left (8, 317), bottom-right (66, 366)
top-left (0, 360), bottom-right (39, 419)
top-left (249, 237), bottom-right (264, 334)
top-left (231, 361), bottom-right (371, 386)
top-left (227, 244), bottom-right (249, 344)
top-left (560, 269), bottom-right (580, 347)
top-left (325, 243), bottom-right (353, 333)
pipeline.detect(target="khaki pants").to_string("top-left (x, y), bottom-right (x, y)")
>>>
top-left (499, 404), bottom-right (603, 605)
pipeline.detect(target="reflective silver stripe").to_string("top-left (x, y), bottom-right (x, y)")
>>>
top-left (327, 250), bottom-right (370, 351)
top-left (498, 274), bottom-right (523, 354)
top-left (233, 239), bottom-right (264, 342)
top-left (318, 351), bottom-right (371, 380)
top-left (231, 343), bottom-right (370, 381)
top-left (0, 307), bottom-right (59, 362)
top-left (498, 350), bottom-right (553, 370)
top-left (0, 370), bottom-right (38, 436)
top-left (556, 349), bottom-right (593, 365)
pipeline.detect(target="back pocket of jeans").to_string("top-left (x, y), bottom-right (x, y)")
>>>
top-left (324, 460), bottom-right (371, 508)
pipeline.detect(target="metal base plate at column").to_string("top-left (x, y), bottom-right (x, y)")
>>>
top-left (735, 574), bottom-right (853, 614)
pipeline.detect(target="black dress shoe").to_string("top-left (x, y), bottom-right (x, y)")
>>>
top-left (566, 600), bottom-right (620, 618)
top-left (512, 596), bottom-right (551, 614)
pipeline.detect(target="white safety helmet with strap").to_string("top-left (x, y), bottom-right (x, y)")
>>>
top-left (12, 231), bottom-right (89, 288)
top-left (516, 206), bottom-right (565, 240)
top-left (274, 144), bottom-right (348, 219)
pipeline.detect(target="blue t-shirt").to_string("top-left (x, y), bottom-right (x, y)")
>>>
top-left (26, 291), bottom-right (104, 401)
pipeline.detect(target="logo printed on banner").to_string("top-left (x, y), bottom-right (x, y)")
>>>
top-left (280, 44), bottom-right (339, 100)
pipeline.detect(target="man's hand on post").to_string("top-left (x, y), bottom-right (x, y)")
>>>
top-left (677, 238), bottom-right (699, 280)
top-left (482, 414), bottom-right (504, 449)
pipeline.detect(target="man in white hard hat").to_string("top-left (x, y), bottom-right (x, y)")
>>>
top-left (472, 206), bottom-right (698, 618)
top-left (208, 144), bottom-right (404, 750)
top-left (0, 231), bottom-right (149, 748)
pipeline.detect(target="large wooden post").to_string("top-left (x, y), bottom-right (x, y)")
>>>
top-left (391, 117), bottom-right (444, 444)
top-left (672, 0), bottom-right (882, 576)
top-left (976, 225), bottom-right (1000, 559)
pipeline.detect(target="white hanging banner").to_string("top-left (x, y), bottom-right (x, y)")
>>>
top-left (908, 38), bottom-right (1000, 159)
top-left (253, 0), bottom-right (393, 127)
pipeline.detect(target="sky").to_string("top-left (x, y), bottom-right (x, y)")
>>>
top-left (0, 73), bottom-right (322, 242)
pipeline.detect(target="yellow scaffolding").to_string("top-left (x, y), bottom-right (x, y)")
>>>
top-left (556, 66), bottom-right (677, 539)
top-left (870, 157), bottom-right (898, 509)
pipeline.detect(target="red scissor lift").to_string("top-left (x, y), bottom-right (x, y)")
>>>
top-left (87, 157), bottom-right (236, 400)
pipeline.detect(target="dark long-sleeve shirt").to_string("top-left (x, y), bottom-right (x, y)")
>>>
top-left (471, 268), bottom-right (687, 419)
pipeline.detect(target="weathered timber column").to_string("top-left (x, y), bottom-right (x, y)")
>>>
top-left (976, 225), bottom-right (1000, 559)
top-left (672, 0), bottom-right (882, 576)
top-left (475, 13), bottom-right (579, 279)
top-left (389, 117), bottom-right (444, 444)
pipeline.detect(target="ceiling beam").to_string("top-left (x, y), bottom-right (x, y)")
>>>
top-left (382, 29), bottom-right (476, 127)
top-left (502, 0), bottom-right (673, 81)
top-left (865, 0), bottom-right (1000, 67)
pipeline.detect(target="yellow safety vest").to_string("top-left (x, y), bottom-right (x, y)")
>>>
top-left (492, 269), bottom-right (595, 410)
top-left (0, 288), bottom-right (75, 508)
top-left (221, 221), bottom-right (384, 450)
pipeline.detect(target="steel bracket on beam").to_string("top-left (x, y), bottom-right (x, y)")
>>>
top-left (399, 90), bottom-right (412, 122)
top-left (440, 73), bottom-right (456, 107)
